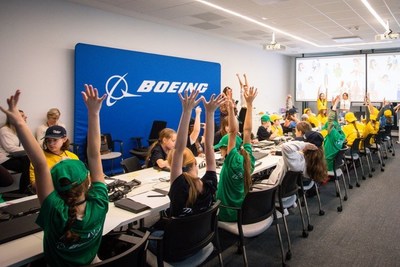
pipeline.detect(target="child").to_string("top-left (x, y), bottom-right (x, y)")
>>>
top-left (256, 114), bottom-right (272, 141)
top-left (270, 114), bottom-right (284, 139)
top-left (29, 125), bottom-right (79, 191)
top-left (215, 86), bottom-right (257, 222)
top-left (168, 90), bottom-right (225, 217)
top-left (0, 85), bottom-right (108, 266)
top-left (146, 128), bottom-right (176, 169)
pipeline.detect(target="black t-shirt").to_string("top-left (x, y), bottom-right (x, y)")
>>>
top-left (148, 143), bottom-right (167, 168)
top-left (257, 126), bottom-right (272, 141)
top-left (168, 171), bottom-right (217, 217)
top-left (186, 135), bottom-right (203, 157)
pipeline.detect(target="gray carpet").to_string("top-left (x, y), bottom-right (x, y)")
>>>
top-left (204, 143), bottom-right (400, 267)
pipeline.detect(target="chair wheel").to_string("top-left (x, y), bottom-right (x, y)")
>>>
top-left (369, 173), bottom-right (373, 178)
top-left (362, 176), bottom-right (366, 180)
top-left (286, 250), bottom-right (292, 260)
top-left (302, 230), bottom-right (309, 238)
top-left (344, 196), bottom-right (348, 201)
top-left (349, 184), bottom-right (353, 189)
top-left (356, 183), bottom-right (360, 187)
top-left (372, 168), bottom-right (375, 172)
top-left (337, 206), bottom-right (343, 212)
top-left (236, 245), bottom-right (243, 254)
top-left (382, 163), bottom-right (386, 167)
top-left (308, 224), bottom-right (314, 231)
top-left (384, 156), bottom-right (388, 160)
top-left (392, 153), bottom-right (395, 156)
top-left (336, 192), bottom-right (340, 197)
top-left (381, 168), bottom-right (384, 172)
top-left (319, 210), bottom-right (325, 216)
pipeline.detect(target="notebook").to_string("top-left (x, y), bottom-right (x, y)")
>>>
top-left (0, 198), bottom-right (41, 217)
top-left (114, 198), bottom-right (150, 213)
top-left (0, 213), bottom-right (41, 244)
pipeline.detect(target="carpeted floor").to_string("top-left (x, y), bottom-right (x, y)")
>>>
top-left (204, 143), bottom-right (400, 267)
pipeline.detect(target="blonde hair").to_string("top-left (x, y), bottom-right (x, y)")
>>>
top-left (47, 108), bottom-right (61, 119)
top-left (167, 147), bottom-right (198, 206)
top-left (146, 128), bottom-right (176, 165)
top-left (239, 148), bottom-right (252, 194)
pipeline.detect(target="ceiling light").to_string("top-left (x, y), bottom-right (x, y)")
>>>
top-left (196, 0), bottom-right (391, 48)
top-left (361, 0), bottom-right (389, 31)
top-left (332, 36), bottom-right (363, 43)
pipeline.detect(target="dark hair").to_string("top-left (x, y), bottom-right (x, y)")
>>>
top-left (58, 178), bottom-right (90, 244)
top-left (43, 138), bottom-right (71, 152)
top-left (304, 148), bottom-right (327, 183)
top-left (223, 86), bottom-right (231, 95)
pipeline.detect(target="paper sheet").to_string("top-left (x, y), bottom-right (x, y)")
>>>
top-left (128, 190), bottom-right (170, 209)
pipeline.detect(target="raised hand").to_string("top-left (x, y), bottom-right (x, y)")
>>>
top-left (244, 86), bottom-right (258, 105)
top-left (202, 93), bottom-right (226, 113)
top-left (0, 90), bottom-right (24, 126)
top-left (81, 84), bottom-right (106, 114)
top-left (179, 89), bottom-right (202, 111)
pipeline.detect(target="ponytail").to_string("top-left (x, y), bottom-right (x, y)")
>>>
top-left (239, 148), bottom-right (252, 194)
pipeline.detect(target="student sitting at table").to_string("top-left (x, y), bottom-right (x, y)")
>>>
top-left (29, 125), bottom-right (78, 192)
top-left (270, 113), bottom-right (284, 139)
top-left (294, 121), bottom-right (312, 141)
top-left (0, 85), bottom-right (108, 266)
top-left (146, 128), bottom-right (176, 170)
top-left (215, 86), bottom-right (257, 222)
top-left (257, 114), bottom-right (273, 141)
top-left (187, 106), bottom-right (204, 157)
top-left (321, 96), bottom-right (346, 172)
top-left (167, 90), bottom-right (225, 217)
top-left (214, 116), bottom-right (229, 145)
top-left (303, 107), bottom-right (319, 128)
top-left (342, 112), bottom-right (364, 147)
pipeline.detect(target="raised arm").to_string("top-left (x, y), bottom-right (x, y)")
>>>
top-left (243, 86), bottom-right (258, 144)
top-left (189, 106), bottom-right (202, 144)
top-left (0, 90), bottom-right (53, 203)
top-left (170, 90), bottom-right (202, 183)
top-left (227, 97), bottom-right (238, 155)
top-left (202, 94), bottom-right (225, 171)
top-left (81, 84), bottom-right (106, 184)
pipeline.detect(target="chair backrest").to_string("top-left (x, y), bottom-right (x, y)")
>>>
top-left (121, 156), bottom-right (141, 173)
top-left (279, 171), bottom-right (302, 199)
top-left (332, 147), bottom-right (348, 177)
top-left (148, 120), bottom-right (167, 145)
top-left (89, 231), bottom-right (150, 266)
top-left (101, 133), bottom-right (112, 153)
top-left (350, 138), bottom-right (362, 154)
top-left (241, 186), bottom-right (277, 225)
top-left (160, 200), bottom-right (220, 263)
top-left (363, 133), bottom-right (375, 149)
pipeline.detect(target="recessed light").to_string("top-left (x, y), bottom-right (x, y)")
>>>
top-left (332, 36), bottom-right (363, 43)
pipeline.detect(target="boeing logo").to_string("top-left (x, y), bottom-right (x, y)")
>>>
top-left (105, 73), bottom-right (209, 106)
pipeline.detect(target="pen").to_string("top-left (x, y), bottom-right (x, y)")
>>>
top-left (147, 195), bottom-right (167, 197)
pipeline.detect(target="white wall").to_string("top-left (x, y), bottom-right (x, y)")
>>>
top-left (0, 0), bottom-right (293, 140)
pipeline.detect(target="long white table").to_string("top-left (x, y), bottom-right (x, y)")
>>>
top-left (0, 153), bottom-right (280, 266)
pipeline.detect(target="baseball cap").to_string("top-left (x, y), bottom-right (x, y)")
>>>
top-left (214, 134), bottom-right (243, 150)
top-left (384, 110), bottom-right (392, 117)
top-left (270, 114), bottom-right (282, 122)
top-left (51, 159), bottom-right (88, 192)
top-left (304, 108), bottom-right (311, 114)
top-left (288, 108), bottom-right (298, 115)
top-left (304, 131), bottom-right (324, 148)
top-left (261, 114), bottom-right (270, 122)
top-left (344, 112), bottom-right (357, 123)
top-left (43, 125), bottom-right (67, 139)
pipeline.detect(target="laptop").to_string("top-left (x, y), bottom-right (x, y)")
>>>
top-left (0, 198), bottom-right (41, 217)
top-left (0, 213), bottom-right (41, 244)
top-left (252, 151), bottom-right (269, 160)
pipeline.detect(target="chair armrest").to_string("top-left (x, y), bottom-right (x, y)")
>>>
top-left (112, 140), bottom-right (124, 154)
top-left (219, 203), bottom-right (241, 211)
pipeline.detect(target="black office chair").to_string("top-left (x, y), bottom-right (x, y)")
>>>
top-left (130, 120), bottom-right (167, 160)
top-left (344, 138), bottom-right (365, 186)
top-left (88, 231), bottom-right (150, 267)
top-left (364, 133), bottom-right (385, 172)
top-left (146, 201), bottom-right (223, 267)
top-left (298, 176), bottom-right (325, 218)
top-left (218, 186), bottom-right (286, 267)
top-left (382, 125), bottom-right (395, 157)
top-left (327, 147), bottom-right (349, 212)
top-left (101, 133), bottom-right (123, 155)
top-left (276, 170), bottom-right (308, 261)
top-left (120, 156), bottom-right (142, 173)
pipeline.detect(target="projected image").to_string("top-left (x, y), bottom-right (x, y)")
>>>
top-left (296, 55), bottom-right (366, 102)
top-left (367, 53), bottom-right (400, 102)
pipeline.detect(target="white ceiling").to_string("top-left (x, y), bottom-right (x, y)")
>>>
top-left (69, 0), bottom-right (400, 56)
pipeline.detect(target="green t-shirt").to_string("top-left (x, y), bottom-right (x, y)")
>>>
top-left (36, 182), bottom-right (109, 267)
top-left (324, 121), bottom-right (345, 171)
top-left (216, 143), bottom-right (255, 222)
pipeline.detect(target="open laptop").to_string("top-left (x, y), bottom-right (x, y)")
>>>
top-left (0, 198), bottom-right (41, 217)
top-left (0, 213), bottom-right (41, 244)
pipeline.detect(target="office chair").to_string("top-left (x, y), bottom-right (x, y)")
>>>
top-left (344, 138), bottom-right (365, 187)
top-left (364, 133), bottom-right (385, 172)
top-left (218, 186), bottom-right (286, 267)
top-left (382, 125), bottom-right (395, 157)
top-left (130, 120), bottom-right (167, 160)
top-left (327, 147), bottom-right (349, 212)
top-left (145, 201), bottom-right (223, 267)
top-left (276, 170), bottom-right (308, 261)
top-left (120, 156), bottom-right (142, 173)
top-left (86, 231), bottom-right (150, 267)
top-left (101, 133), bottom-right (123, 155)
top-left (298, 176), bottom-right (325, 218)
